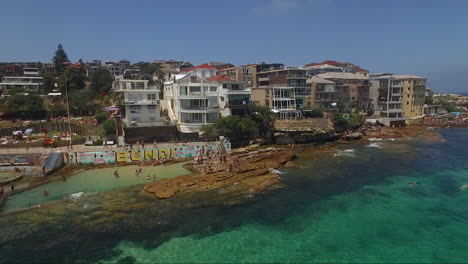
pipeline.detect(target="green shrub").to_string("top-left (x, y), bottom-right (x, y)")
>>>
top-left (94, 111), bottom-right (108, 123)
top-left (310, 108), bottom-right (324, 118)
top-left (49, 104), bottom-right (67, 117)
top-left (93, 139), bottom-right (103, 146)
top-left (102, 119), bottom-right (116, 136)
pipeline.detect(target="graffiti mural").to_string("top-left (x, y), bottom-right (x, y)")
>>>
top-left (67, 143), bottom-right (231, 165)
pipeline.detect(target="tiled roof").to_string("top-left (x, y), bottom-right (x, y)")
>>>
top-left (182, 63), bottom-right (216, 72)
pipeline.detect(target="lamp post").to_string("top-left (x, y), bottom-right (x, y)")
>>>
top-left (64, 73), bottom-right (72, 149)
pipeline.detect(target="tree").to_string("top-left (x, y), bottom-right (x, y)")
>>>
top-left (249, 104), bottom-right (276, 140)
top-left (94, 111), bottom-right (108, 124)
top-left (441, 102), bottom-right (460, 113)
top-left (89, 67), bottom-right (113, 94)
top-left (201, 116), bottom-right (258, 146)
top-left (425, 96), bottom-right (433, 105)
top-left (41, 73), bottom-right (56, 94)
top-left (138, 62), bottom-right (159, 75)
top-left (333, 112), bottom-right (365, 133)
top-left (102, 119), bottom-right (116, 136)
top-left (2, 94), bottom-right (46, 119)
top-left (59, 68), bottom-right (86, 91)
top-left (70, 88), bottom-right (97, 116)
top-left (48, 104), bottom-right (67, 117)
top-left (123, 71), bottom-right (132, 79)
top-left (7, 87), bottom-right (25, 95)
top-left (52, 44), bottom-right (69, 74)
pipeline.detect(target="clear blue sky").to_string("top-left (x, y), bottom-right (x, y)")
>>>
top-left (1, 0), bottom-right (467, 92)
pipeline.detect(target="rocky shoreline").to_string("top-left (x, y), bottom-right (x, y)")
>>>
top-left (143, 147), bottom-right (294, 200)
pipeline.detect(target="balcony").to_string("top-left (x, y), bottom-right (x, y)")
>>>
top-left (179, 91), bottom-right (218, 97)
top-left (381, 109), bottom-right (403, 114)
top-left (226, 88), bottom-right (252, 94)
top-left (286, 74), bottom-right (308, 79)
top-left (180, 105), bottom-right (220, 111)
top-left (123, 119), bottom-right (175, 127)
top-left (115, 85), bottom-right (159, 92)
top-left (124, 99), bottom-right (160, 105)
top-left (227, 101), bottom-right (251, 109)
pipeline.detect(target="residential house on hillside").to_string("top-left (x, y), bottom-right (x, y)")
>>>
top-left (181, 63), bottom-right (217, 78)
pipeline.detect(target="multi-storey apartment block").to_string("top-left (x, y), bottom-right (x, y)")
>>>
top-left (164, 72), bottom-right (220, 133)
top-left (209, 74), bottom-right (252, 117)
top-left (370, 74), bottom-right (407, 126)
top-left (310, 72), bottom-right (372, 113)
top-left (0, 76), bottom-right (43, 93)
top-left (114, 79), bottom-right (165, 127)
top-left (251, 65), bottom-right (308, 119)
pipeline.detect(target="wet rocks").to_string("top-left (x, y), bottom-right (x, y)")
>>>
top-left (143, 149), bottom-right (294, 199)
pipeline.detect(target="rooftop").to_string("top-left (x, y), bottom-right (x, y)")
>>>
top-left (373, 74), bottom-right (426, 80)
top-left (316, 72), bottom-right (369, 80)
top-left (307, 76), bottom-right (335, 84)
top-left (182, 63), bottom-right (216, 72)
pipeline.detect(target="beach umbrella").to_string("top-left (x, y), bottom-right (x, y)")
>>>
top-left (102, 107), bottom-right (119, 112)
top-left (12, 131), bottom-right (22, 136)
top-left (25, 128), bottom-right (34, 135)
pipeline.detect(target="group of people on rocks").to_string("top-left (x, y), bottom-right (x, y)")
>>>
top-left (201, 152), bottom-right (241, 175)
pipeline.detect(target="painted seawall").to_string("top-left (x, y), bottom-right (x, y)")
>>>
top-left (65, 142), bottom-right (231, 165)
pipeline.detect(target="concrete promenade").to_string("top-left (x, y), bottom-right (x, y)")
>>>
top-left (0, 141), bottom-right (219, 155)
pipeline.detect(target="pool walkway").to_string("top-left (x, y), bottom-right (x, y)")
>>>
top-left (0, 141), bottom-right (219, 155)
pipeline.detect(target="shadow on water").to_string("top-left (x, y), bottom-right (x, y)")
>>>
top-left (1, 129), bottom-right (468, 263)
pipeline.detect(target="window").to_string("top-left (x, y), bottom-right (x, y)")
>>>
top-left (232, 84), bottom-right (239, 89)
top-left (223, 84), bottom-right (227, 88)
top-left (137, 94), bottom-right (143, 101)
top-left (147, 94), bottom-right (157, 101)
top-left (210, 86), bottom-right (217, 92)
top-left (148, 105), bottom-right (156, 113)
top-left (129, 105), bottom-right (141, 113)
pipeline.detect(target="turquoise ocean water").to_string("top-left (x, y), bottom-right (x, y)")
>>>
top-left (1, 129), bottom-right (467, 263)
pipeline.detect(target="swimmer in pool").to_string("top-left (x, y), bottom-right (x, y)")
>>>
top-left (461, 184), bottom-right (468, 191)
top-left (408, 182), bottom-right (414, 187)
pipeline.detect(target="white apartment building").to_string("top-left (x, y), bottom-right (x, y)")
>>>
top-left (23, 67), bottom-right (40, 76)
top-left (113, 79), bottom-right (166, 127)
top-left (163, 72), bottom-right (220, 133)
top-left (0, 76), bottom-right (43, 92)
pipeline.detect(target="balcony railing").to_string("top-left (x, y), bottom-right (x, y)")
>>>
top-left (179, 91), bottom-right (218, 97)
top-left (180, 105), bottom-right (220, 110)
top-left (287, 74), bottom-right (308, 79)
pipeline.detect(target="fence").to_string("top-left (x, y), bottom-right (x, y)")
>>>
top-left (0, 120), bottom-right (84, 137)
